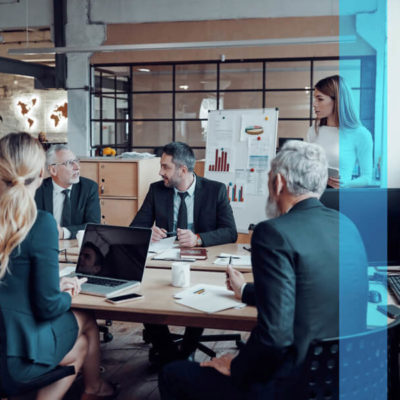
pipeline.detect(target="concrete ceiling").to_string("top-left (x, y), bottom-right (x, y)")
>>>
top-left (0, 0), bottom-right (378, 67)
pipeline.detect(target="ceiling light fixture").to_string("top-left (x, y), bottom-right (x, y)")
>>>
top-left (137, 68), bottom-right (151, 72)
top-left (8, 35), bottom-right (356, 55)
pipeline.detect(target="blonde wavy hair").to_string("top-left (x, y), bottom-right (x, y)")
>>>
top-left (0, 132), bottom-right (45, 278)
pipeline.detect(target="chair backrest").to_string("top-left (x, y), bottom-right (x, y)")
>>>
top-left (0, 308), bottom-right (75, 397)
top-left (299, 319), bottom-right (400, 400)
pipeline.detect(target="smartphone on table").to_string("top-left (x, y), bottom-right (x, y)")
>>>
top-left (106, 293), bottom-right (144, 304)
top-left (377, 304), bottom-right (400, 319)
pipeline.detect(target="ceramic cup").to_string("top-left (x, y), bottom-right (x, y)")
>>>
top-left (171, 262), bottom-right (191, 287)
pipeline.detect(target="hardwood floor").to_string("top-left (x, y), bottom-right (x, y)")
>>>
top-left (64, 321), bottom-right (249, 400)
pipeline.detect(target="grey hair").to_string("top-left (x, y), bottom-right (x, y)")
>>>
top-left (270, 140), bottom-right (328, 197)
top-left (162, 142), bottom-right (196, 172)
top-left (46, 144), bottom-right (70, 167)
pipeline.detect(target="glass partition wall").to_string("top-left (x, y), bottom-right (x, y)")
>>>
top-left (90, 56), bottom-right (375, 161)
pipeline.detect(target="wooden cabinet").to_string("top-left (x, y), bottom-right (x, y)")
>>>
top-left (79, 157), bottom-right (160, 226)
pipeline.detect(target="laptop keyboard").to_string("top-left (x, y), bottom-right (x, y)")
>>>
top-left (76, 274), bottom-right (126, 287)
top-left (388, 275), bottom-right (400, 302)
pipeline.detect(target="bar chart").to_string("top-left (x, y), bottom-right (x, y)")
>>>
top-left (227, 182), bottom-right (244, 203)
top-left (208, 148), bottom-right (230, 172)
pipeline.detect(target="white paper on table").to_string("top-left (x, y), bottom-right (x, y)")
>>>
top-left (174, 284), bottom-right (246, 313)
top-left (148, 236), bottom-right (177, 253)
top-left (152, 248), bottom-right (181, 260)
top-left (214, 253), bottom-right (251, 266)
top-left (59, 266), bottom-right (76, 277)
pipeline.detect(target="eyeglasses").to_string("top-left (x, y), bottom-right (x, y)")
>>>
top-left (51, 159), bottom-right (80, 168)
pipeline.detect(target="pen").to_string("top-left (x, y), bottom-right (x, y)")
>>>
top-left (217, 256), bottom-right (240, 259)
top-left (193, 288), bottom-right (205, 294)
top-left (243, 246), bottom-right (251, 253)
top-left (229, 256), bottom-right (233, 265)
top-left (152, 257), bottom-right (196, 262)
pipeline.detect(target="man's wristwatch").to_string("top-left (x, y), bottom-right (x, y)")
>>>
top-left (196, 234), bottom-right (202, 247)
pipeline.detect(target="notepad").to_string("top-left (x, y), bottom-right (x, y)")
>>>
top-left (148, 236), bottom-right (177, 253)
top-left (174, 284), bottom-right (246, 313)
top-left (59, 266), bottom-right (76, 277)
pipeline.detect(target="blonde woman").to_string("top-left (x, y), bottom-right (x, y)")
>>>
top-left (0, 133), bottom-right (117, 400)
top-left (307, 75), bottom-right (373, 188)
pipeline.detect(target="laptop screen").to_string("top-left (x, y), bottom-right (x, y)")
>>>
top-left (75, 224), bottom-right (152, 281)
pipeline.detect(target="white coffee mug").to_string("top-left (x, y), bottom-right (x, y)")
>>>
top-left (76, 230), bottom-right (85, 248)
top-left (171, 262), bottom-right (191, 288)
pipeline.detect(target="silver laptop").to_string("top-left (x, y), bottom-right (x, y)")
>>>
top-left (70, 224), bottom-right (151, 297)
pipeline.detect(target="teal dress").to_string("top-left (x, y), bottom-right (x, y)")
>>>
top-left (0, 210), bottom-right (78, 381)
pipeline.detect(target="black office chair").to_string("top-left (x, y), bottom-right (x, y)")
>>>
top-left (99, 320), bottom-right (114, 343)
top-left (298, 318), bottom-right (400, 400)
top-left (0, 309), bottom-right (75, 399)
top-left (143, 328), bottom-right (244, 358)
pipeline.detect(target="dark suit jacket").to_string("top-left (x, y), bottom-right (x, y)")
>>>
top-left (0, 211), bottom-right (76, 365)
top-left (35, 176), bottom-right (101, 239)
top-left (131, 176), bottom-right (237, 246)
top-left (231, 198), bottom-right (368, 388)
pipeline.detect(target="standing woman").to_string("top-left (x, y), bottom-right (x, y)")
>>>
top-left (0, 133), bottom-right (116, 400)
top-left (307, 75), bottom-right (373, 188)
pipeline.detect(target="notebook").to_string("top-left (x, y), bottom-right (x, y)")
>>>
top-left (67, 224), bottom-right (152, 297)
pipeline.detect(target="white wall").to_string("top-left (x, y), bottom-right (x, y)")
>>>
top-left (0, 0), bottom-right (52, 29)
top-left (89, 0), bottom-right (378, 23)
top-left (388, 0), bottom-right (400, 188)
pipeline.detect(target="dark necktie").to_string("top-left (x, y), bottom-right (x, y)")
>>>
top-left (176, 192), bottom-right (189, 230)
top-left (61, 189), bottom-right (71, 227)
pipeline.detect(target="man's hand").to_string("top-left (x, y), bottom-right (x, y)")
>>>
top-left (177, 228), bottom-right (197, 247)
top-left (58, 224), bottom-right (64, 239)
top-left (200, 353), bottom-right (235, 376)
top-left (60, 277), bottom-right (87, 297)
top-left (328, 177), bottom-right (342, 189)
top-left (226, 265), bottom-right (245, 300)
top-left (151, 226), bottom-right (167, 242)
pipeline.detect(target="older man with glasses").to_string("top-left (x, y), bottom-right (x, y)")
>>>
top-left (35, 144), bottom-right (100, 239)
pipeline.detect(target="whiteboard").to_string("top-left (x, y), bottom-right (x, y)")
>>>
top-left (205, 109), bottom-right (278, 233)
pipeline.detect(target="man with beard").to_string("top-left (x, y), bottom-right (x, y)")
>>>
top-left (131, 141), bottom-right (237, 247)
top-left (159, 140), bottom-right (368, 399)
top-left (131, 141), bottom-right (237, 366)
top-left (35, 144), bottom-right (100, 239)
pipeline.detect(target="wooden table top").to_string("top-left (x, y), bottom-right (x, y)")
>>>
top-left (70, 267), bottom-right (257, 331)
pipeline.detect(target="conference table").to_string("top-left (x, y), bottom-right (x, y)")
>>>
top-left (68, 266), bottom-right (257, 331)
top-left (60, 239), bottom-right (256, 332)
top-left (60, 240), bottom-right (398, 329)
top-left (59, 240), bottom-right (253, 272)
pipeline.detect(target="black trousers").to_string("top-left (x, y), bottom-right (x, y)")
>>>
top-left (144, 323), bottom-right (204, 363)
top-left (158, 360), bottom-right (280, 400)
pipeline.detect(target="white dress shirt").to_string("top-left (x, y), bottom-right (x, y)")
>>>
top-left (173, 174), bottom-right (196, 232)
top-left (52, 180), bottom-right (73, 239)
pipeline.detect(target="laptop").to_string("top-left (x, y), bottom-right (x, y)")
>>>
top-left (69, 224), bottom-right (152, 297)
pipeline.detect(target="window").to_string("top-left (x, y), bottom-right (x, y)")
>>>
top-left (90, 56), bottom-right (375, 159)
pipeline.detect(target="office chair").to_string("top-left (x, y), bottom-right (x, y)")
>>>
top-left (0, 309), bottom-right (75, 399)
top-left (99, 320), bottom-right (113, 343)
top-left (171, 332), bottom-right (244, 358)
top-left (298, 318), bottom-right (400, 400)
top-left (143, 328), bottom-right (244, 358)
